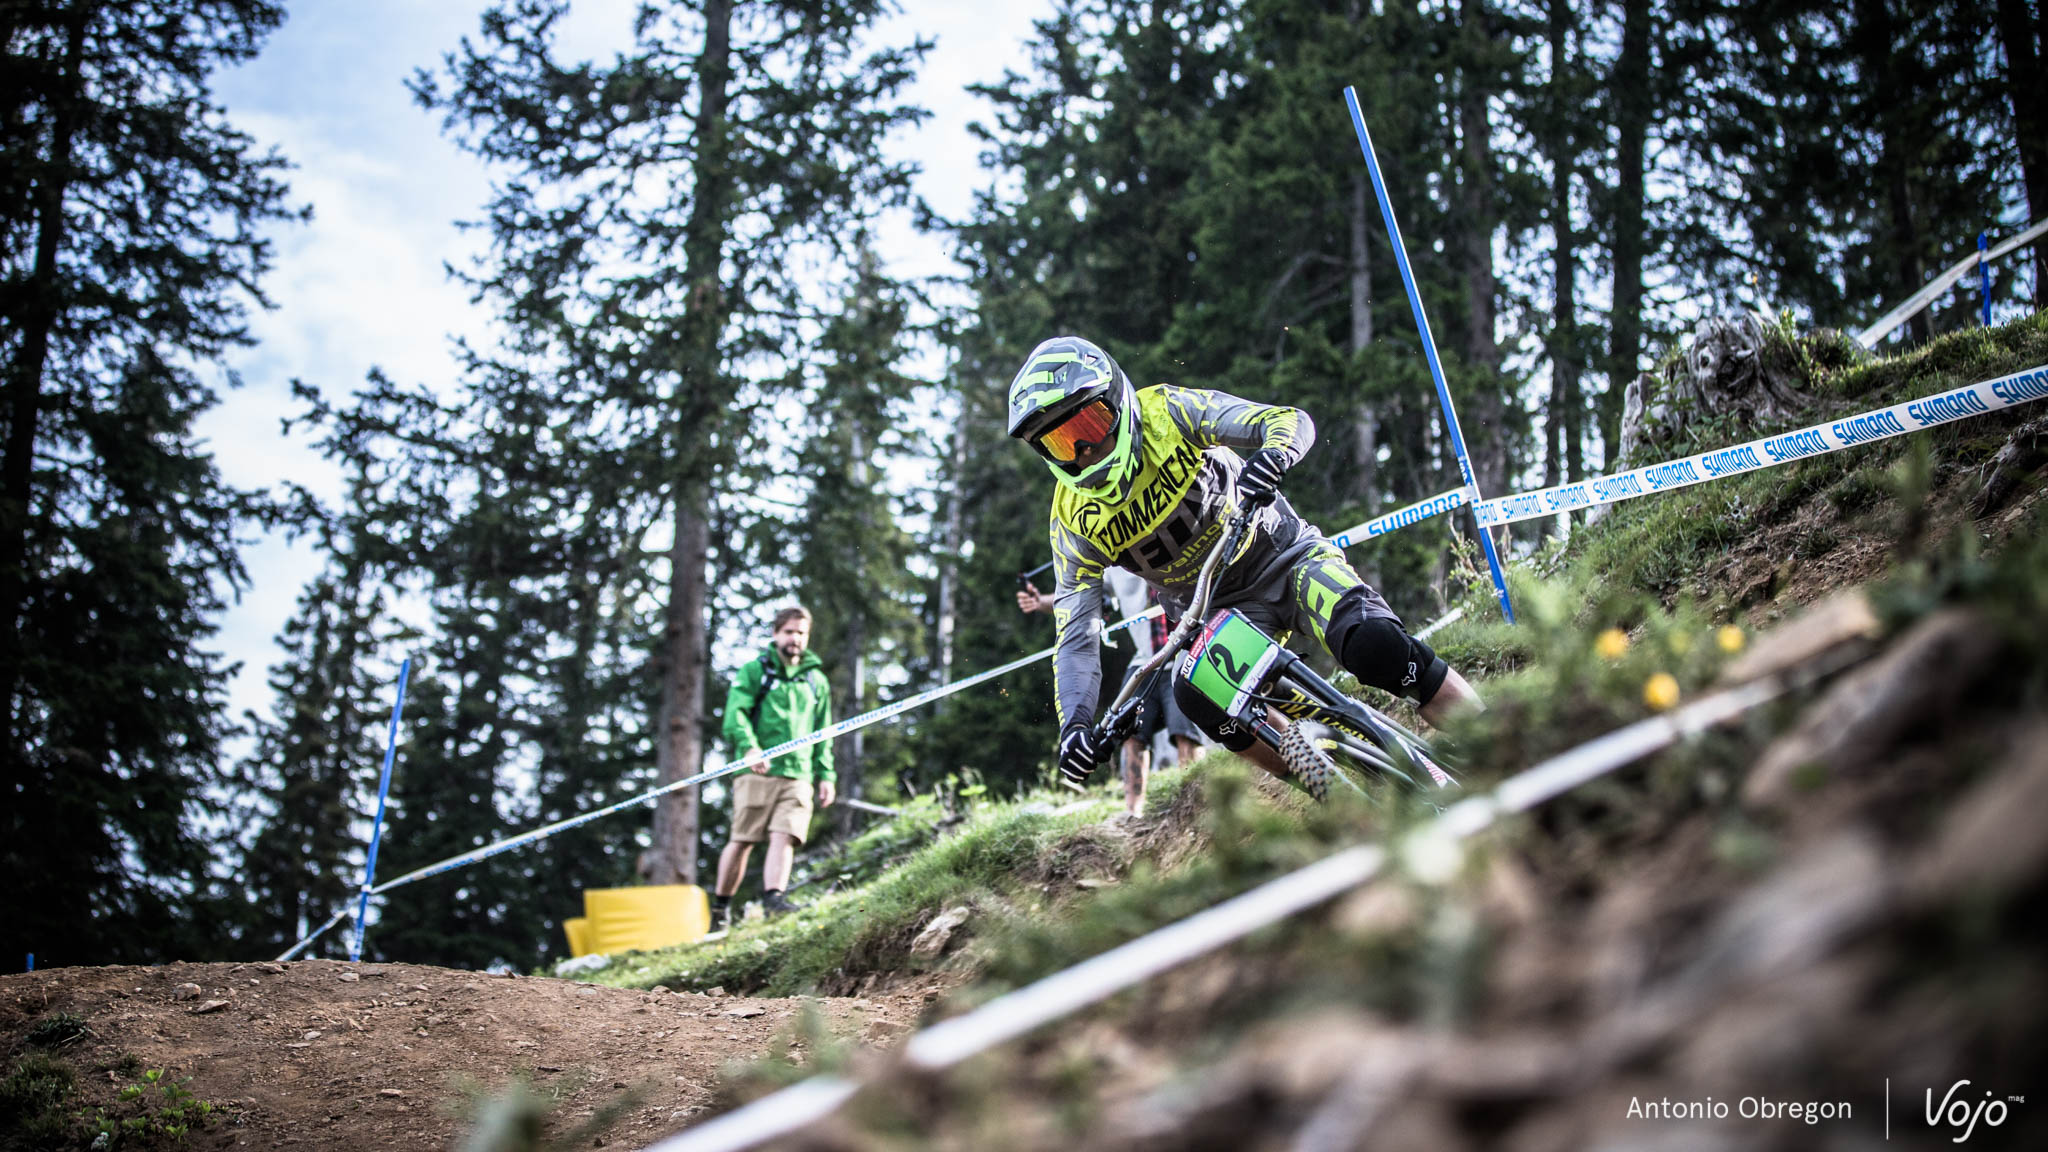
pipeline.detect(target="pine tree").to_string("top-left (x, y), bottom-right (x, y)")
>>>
top-left (279, 345), bottom-right (669, 967)
top-left (1673, 0), bottom-right (2014, 342)
top-left (1155, 0), bottom-right (1444, 590)
top-left (790, 248), bottom-right (927, 829)
top-left (1991, 0), bottom-right (2046, 302)
top-left (1154, 0), bottom-right (1536, 611)
top-left (1, 0), bottom-right (298, 967)
top-left (413, 0), bottom-right (927, 887)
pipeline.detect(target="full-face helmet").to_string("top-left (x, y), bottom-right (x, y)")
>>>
top-left (1006, 336), bottom-right (1142, 502)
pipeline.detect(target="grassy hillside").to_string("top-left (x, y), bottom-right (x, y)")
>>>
top-left (582, 313), bottom-right (2046, 1000)
top-left (563, 313), bottom-right (2048, 1148)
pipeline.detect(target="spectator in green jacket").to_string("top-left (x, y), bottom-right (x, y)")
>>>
top-left (711, 605), bottom-right (835, 929)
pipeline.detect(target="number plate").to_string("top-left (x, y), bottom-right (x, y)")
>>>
top-left (1180, 610), bottom-right (1284, 720)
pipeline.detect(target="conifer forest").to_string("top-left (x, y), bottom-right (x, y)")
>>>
top-left (4, 0), bottom-right (2043, 973)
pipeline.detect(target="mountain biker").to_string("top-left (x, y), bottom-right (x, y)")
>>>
top-left (1005, 334), bottom-right (1484, 788)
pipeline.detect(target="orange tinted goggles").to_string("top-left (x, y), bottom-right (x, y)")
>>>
top-left (1035, 400), bottom-right (1117, 463)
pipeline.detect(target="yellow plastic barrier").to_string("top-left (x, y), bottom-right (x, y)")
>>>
top-left (578, 885), bottom-right (711, 956)
top-left (563, 916), bottom-right (593, 958)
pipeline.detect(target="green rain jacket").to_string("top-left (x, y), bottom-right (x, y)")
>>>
top-left (721, 646), bottom-right (835, 783)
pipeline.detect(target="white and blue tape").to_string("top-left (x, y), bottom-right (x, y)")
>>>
top-left (1472, 364), bottom-right (2048, 528)
top-left (1329, 485), bottom-right (1475, 549)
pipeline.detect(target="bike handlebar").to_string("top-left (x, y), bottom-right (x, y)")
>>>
top-left (1090, 505), bottom-right (1259, 748)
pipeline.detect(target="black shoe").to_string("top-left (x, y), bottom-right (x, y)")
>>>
top-left (710, 900), bottom-right (734, 934)
top-left (762, 890), bottom-right (802, 916)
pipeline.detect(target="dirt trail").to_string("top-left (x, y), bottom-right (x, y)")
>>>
top-left (1, 958), bottom-right (934, 1149)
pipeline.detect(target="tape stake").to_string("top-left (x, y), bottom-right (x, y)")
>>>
top-left (1473, 363), bottom-right (2048, 528)
top-left (351, 657), bottom-right (412, 963)
top-left (1344, 86), bottom-right (1515, 624)
top-left (1979, 232), bottom-right (1991, 327)
top-left (1857, 218), bottom-right (2046, 347)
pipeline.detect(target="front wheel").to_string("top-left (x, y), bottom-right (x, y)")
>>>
top-left (1267, 672), bottom-right (1458, 793)
top-left (1277, 719), bottom-right (1429, 801)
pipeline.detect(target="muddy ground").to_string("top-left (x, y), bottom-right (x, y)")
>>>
top-left (1, 959), bottom-right (936, 1149)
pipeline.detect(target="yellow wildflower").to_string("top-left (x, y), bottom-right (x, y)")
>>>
top-left (1595, 628), bottom-right (1629, 661)
top-left (1643, 672), bottom-right (1681, 711)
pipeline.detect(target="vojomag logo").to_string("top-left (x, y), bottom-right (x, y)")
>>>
top-left (1926, 1080), bottom-right (2023, 1143)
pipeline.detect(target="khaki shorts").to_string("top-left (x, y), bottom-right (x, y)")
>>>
top-left (730, 772), bottom-right (814, 844)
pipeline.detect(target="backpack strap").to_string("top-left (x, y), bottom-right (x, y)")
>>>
top-left (746, 651), bottom-right (784, 733)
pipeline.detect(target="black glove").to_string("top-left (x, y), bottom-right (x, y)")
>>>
top-left (1238, 448), bottom-right (1289, 507)
top-left (1058, 722), bottom-right (1105, 786)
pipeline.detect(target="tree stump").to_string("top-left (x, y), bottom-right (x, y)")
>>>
top-left (1614, 311), bottom-right (1816, 470)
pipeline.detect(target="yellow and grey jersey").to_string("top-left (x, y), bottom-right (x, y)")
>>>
top-left (1049, 385), bottom-right (1316, 729)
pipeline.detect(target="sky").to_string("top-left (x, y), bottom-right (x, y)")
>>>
top-left (201, 0), bottom-right (1055, 736)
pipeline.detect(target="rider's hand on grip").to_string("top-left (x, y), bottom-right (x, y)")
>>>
top-left (1058, 722), bottom-right (1105, 787)
top-left (1238, 448), bottom-right (1288, 507)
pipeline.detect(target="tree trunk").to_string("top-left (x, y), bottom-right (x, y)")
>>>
top-left (1348, 170), bottom-right (1381, 586)
top-left (835, 426), bottom-right (868, 838)
top-left (835, 618), bottom-right (865, 840)
top-left (1604, 0), bottom-right (1650, 467)
top-left (935, 401), bottom-right (967, 694)
top-left (1, 7), bottom-right (84, 763)
top-left (1993, 0), bottom-right (2046, 305)
top-left (1547, 0), bottom-right (1584, 514)
top-left (1457, 0), bottom-right (1506, 500)
top-left (1349, 172), bottom-right (1375, 355)
top-left (648, 497), bottom-right (709, 886)
top-left (1852, 0), bottom-right (1927, 343)
top-left (645, 0), bottom-right (734, 889)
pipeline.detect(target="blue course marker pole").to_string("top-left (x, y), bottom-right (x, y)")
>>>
top-left (1979, 232), bottom-right (1991, 326)
top-left (351, 657), bottom-right (412, 963)
top-left (1343, 86), bottom-right (1515, 623)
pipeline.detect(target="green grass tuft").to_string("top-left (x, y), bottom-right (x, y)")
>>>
top-left (595, 790), bottom-right (1124, 996)
top-left (1, 1052), bottom-right (77, 1149)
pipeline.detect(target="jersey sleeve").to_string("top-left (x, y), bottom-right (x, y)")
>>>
top-left (1156, 384), bottom-right (1316, 468)
top-left (1049, 511), bottom-right (1111, 730)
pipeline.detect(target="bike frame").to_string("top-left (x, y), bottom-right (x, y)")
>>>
top-left (1089, 507), bottom-right (1453, 793)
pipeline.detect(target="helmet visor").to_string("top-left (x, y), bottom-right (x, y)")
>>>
top-left (1031, 400), bottom-right (1118, 465)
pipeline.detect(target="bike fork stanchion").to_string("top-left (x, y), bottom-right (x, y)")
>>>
top-left (351, 657), bottom-right (413, 963)
top-left (1343, 85), bottom-right (1516, 624)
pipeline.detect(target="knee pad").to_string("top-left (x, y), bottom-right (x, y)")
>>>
top-left (1172, 674), bottom-right (1259, 752)
top-left (1328, 592), bottom-right (1448, 706)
